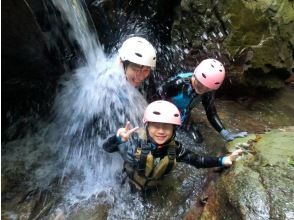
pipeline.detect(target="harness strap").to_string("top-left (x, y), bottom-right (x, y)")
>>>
top-left (137, 141), bottom-right (151, 175)
top-left (126, 140), bottom-right (178, 191)
top-left (123, 163), bottom-right (147, 191)
top-left (165, 142), bottom-right (176, 174)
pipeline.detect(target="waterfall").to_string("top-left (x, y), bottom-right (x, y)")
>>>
top-left (49, 0), bottom-right (147, 202)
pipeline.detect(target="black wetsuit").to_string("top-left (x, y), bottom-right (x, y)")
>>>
top-left (157, 72), bottom-right (225, 132)
top-left (102, 133), bottom-right (223, 169)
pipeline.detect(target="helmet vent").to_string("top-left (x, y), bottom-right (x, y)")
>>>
top-left (215, 82), bottom-right (220, 85)
top-left (211, 64), bottom-right (215, 68)
top-left (135, 53), bottom-right (142, 57)
top-left (202, 73), bottom-right (206, 78)
top-left (153, 111), bottom-right (161, 115)
top-left (174, 114), bottom-right (179, 117)
top-left (219, 69), bottom-right (223, 72)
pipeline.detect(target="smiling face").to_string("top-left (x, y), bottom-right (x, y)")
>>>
top-left (191, 75), bottom-right (213, 94)
top-left (147, 122), bottom-right (174, 145)
top-left (125, 62), bottom-right (151, 87)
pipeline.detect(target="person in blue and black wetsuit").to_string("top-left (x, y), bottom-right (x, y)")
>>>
top-left (157, 58), bottom-right (248, 143)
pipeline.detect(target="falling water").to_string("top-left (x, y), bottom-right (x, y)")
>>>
top-left (49, 0), bottom-right (148, 204)
top-left (51, 0), bottom-right (104, 67)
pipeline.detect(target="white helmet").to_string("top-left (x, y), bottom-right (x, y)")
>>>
top-left (118, 37), bottom-right (156, 68)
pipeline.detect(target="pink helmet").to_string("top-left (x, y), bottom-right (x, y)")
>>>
top-left (193, 59), bottom-right (225, 90)
top-left (143, 100), bottom-right (181, 125)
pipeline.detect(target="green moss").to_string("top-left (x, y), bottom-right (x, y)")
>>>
top-left (254, 129), bottom-right (294, 166)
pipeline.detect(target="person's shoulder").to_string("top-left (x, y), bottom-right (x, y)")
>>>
top-left (203, 91), bottom-right (215, 98)
top-left (167, 72), bottom-right (192, 80)
top-left (176, 72), bottom-right (193, 79)
top-left (167, 72), bottom-right (192, 85)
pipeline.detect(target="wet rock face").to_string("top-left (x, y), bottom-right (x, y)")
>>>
top-left (193, 127), bottom-right (294, 219)
top-left (2, 0), bottom-right (62, 138)
top-left (171, 0), bottom-right (294, 90)
top-left (86, 0), bottom-right (181, 52)
top-left (1, 0), bottom-right (84, 139)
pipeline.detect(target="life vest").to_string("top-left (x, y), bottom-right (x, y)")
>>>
top-left (123, 138), bottom-right (177, 191)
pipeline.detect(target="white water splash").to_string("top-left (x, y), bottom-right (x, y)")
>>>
top-left (50, 0), bottom-right (147, 202)
top-left (54, 61), bottom-right (147, 201)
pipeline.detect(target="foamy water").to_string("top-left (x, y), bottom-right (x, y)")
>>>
top-left (49, 0), bottom-right (148, 205)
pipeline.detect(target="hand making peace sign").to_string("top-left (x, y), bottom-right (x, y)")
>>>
top-left (116, 121), bottom-right (139, 142)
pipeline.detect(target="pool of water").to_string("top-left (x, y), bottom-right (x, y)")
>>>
top-left (2, 86), bottom-right (293, 220)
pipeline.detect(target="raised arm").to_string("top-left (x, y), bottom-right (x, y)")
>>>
top-left (102, 121), bottom-right (138, 152)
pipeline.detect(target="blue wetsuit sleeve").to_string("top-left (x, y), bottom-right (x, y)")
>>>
top-left (176, 143), bottom-right (223, 168)
top-left (202, 92), bottom-right (225, 132)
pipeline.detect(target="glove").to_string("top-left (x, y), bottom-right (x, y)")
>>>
top-left (220, 129), bottom-right (248, 142)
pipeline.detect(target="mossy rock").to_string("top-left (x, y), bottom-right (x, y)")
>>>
top-left (198, 127), bottom-right (294, 219)
top-left (172, 0), bottom-right (294, 90)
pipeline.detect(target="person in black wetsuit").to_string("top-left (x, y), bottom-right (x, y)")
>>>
top-left (102, 100), bottom-right (243, 192)
top-left (157, 58), bottom-right (248, 143)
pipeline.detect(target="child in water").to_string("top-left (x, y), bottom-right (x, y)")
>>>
top-left (103, 100), bottom-right (242, 191)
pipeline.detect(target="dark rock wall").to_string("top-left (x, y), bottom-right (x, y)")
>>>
top-left (2, 0), bottom-right (84, 140)
top-left (171, 0), bottom-right (294, 93)
top-left (2, 0), bottom-right (61, 139)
